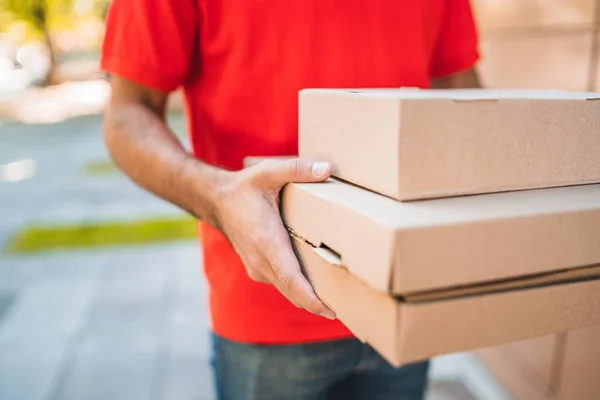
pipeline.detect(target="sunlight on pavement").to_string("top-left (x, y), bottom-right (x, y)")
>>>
top-left (0, 158), bottom-right (36, 182)
top-left (0, 80), bottom-right (110, 125)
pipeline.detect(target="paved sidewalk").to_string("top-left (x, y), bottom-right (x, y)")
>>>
top-left (0, 244), bottom-right (213, 400)
top-left (0, 113), bottom-right (214, 400)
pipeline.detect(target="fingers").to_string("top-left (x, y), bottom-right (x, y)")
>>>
top-left (244, 245), bottom-right (327, 314)
top-left (223, 166), bottom-right (336, 320)
top-left (264, 225), bottom-right (336, 320)
top-left (256, 158), bottom-right (332, 188)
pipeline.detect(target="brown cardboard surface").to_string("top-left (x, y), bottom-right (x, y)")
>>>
top-left (293, 237), bottom-right (600, 367)
top-left (477, 335), bottom-right (561, 400)
top-left (242, 156), bottom-right (294, 168)
top-left (472, 0), bottom-right (595, 31)
top-left (405, 265), bottom-right (600, 302)
top-left (478, 32), bottom-right (592, 92)
top-left (281, 178), bottom-right (600, 294)
top-left (477, 347), bottom-right (553, 400)
top-left (299, 88), bottom-right (600, 200)
top-left (556, 325), bottom-right (600, 400)
top-left (503, 336), bottom-right (558, 392)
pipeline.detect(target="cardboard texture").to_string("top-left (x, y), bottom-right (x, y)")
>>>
top-left (292, 237), bottom-right (600, 367)
top-left (298, 88), bottom-right (600, 200)
top-left (281, 178), bottom-right (600, 294)
top-left (477, 335), bottom-right (562, 400)
top-left (481, 328), bottom-right (600, 400)
top-left (503, 336), bottom-right (559, 391)
top-left (478, 347), bottom-right (553, 400)
top-left (556, 325), bottom-right (600, 400)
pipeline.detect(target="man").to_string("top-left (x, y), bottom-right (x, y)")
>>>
top-left (101, 1), bottom-right (481, 399)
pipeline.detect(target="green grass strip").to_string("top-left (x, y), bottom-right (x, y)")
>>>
top-left (5, 216), bottom-right (197, 254)
top-left (81, 160), bottom-right (121, 176)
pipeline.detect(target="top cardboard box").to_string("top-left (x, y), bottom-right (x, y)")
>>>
top-left (299, 88), bottom-right (600, 201)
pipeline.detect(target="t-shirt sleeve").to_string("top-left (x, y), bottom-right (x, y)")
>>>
top-left (429, 0), bottom-right (480, 78)
top-left (101, 0), bottom-right (198, 92)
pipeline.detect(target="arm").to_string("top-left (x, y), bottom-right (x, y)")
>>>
top-left (430, 67), bottom-right (482, 89)
top-left (103, 77), bottom-right (225, 226)
top-left (104, 76), bottom-right (336, 319)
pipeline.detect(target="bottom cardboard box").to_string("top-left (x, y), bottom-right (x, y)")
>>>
top-left (292, 237), bottom-right (600, 367)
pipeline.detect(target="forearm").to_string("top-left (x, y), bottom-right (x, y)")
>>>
top-left (103, 102), bottom-right (229, 227)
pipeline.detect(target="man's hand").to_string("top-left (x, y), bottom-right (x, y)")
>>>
top-left (214, 158), bottom-right (336, 320)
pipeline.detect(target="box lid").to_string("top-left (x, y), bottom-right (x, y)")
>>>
top-left (281, 179), bottom-right (600, 294)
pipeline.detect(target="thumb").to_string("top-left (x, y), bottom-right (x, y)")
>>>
top-left (259, 158), bottom-right (332, 187)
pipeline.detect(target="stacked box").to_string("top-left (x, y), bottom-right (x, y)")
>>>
top-left (277, 88), bottom-right (600, 366)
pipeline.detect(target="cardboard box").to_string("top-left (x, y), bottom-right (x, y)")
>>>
top-left (281, 179), bottom-right (600, 294)
top-left (299, 88), bottom-right (600, 201)
top-left (282, 178), bottom-right (600, 366)
top-left (291, 235), bottom-right (600, 367)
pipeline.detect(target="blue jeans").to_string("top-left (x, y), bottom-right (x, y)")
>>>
top-left (211, 333), bottom-right (430, 400)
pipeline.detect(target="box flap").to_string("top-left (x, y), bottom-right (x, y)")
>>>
top-left (282, 180), bottom-right (398, 293)
top-left (282, 178), bottom-right (600, 294)
top-left (291, 235), bottom-right (398, 349)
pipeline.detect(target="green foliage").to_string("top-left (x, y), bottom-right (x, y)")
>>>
top-left (1, 0), bottom-right (67, 38)
top-left (0, 0), bottom-right (110, 39)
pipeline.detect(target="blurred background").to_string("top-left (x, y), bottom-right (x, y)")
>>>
top-left (0, 1), bottom-right (599, 400)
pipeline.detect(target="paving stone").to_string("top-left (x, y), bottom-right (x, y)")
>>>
top-left (160, 352), bottom-right (215, 400)
top-left (0, 279), bottom-right (95, 345)
top-left (29, 253), bottom-right (106, 285)
top-left (0, 258), bottom-right (40, 292)
top-left (0, 290), bottom-right (15, 326)
top-left (0, 341), bottom-right (68, 400)
top-left (50, 331), bottom-right (159, 400)
top-left (85, 255), bottom-right (171, 334)
top-left (100, 260), bottom-right (168, 300)
top-left (160, 309), bottom-right (213, 400)
top-left (427, 381), bottom-right (479, 400)
top-left (171, 253), bottom-right (210, 327)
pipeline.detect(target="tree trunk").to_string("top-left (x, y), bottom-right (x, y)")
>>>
top-left (32, 0), bottom-right (59, 86)
top-left (40, 25), bottom-right (59, 86)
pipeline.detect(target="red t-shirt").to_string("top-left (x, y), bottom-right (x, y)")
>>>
top-left (102, 0), bottom-right (479, 344)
